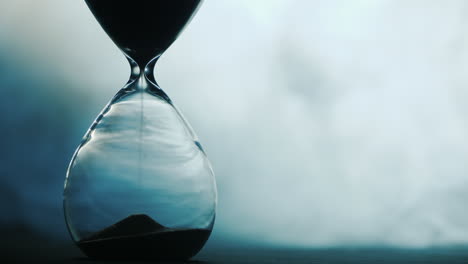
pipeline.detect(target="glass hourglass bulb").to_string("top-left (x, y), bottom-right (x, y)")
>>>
top-left (63, 0), bottom-right (216, 260)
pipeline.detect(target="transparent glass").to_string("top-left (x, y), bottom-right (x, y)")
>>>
top-left (63, 0), bottom-right (216, 261)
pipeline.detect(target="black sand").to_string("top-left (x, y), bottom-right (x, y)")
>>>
top-left (77, 214), bottom-right (211, 260)
top-left (84, 0), bottom-right (202, 65)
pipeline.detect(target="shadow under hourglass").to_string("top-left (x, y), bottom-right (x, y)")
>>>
top-left (72, 257), bottom-right (209, 264)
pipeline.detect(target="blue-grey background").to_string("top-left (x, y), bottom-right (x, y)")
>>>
top-left (2, 0), bottom-right (468, 249)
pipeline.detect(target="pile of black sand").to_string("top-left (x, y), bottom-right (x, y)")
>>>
top-left (77, 214), bottom-right (211, 260)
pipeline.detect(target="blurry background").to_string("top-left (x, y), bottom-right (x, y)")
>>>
top-left (1, 0), bottom-right (468, 250)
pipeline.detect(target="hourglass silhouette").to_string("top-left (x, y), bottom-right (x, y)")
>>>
top-left (63, 0), bottom-right (216, 260)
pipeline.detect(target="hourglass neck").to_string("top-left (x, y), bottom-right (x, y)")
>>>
top-left (123, 55), bottom-right (171, 103)
top-left (126, 55), bottom-right (159, 87)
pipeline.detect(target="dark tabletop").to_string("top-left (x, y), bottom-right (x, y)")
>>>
top-left (3, 227), bottom-right (468, 264)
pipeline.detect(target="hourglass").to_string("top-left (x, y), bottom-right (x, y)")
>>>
top-left (63, 0), bottom-right (216, 260)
